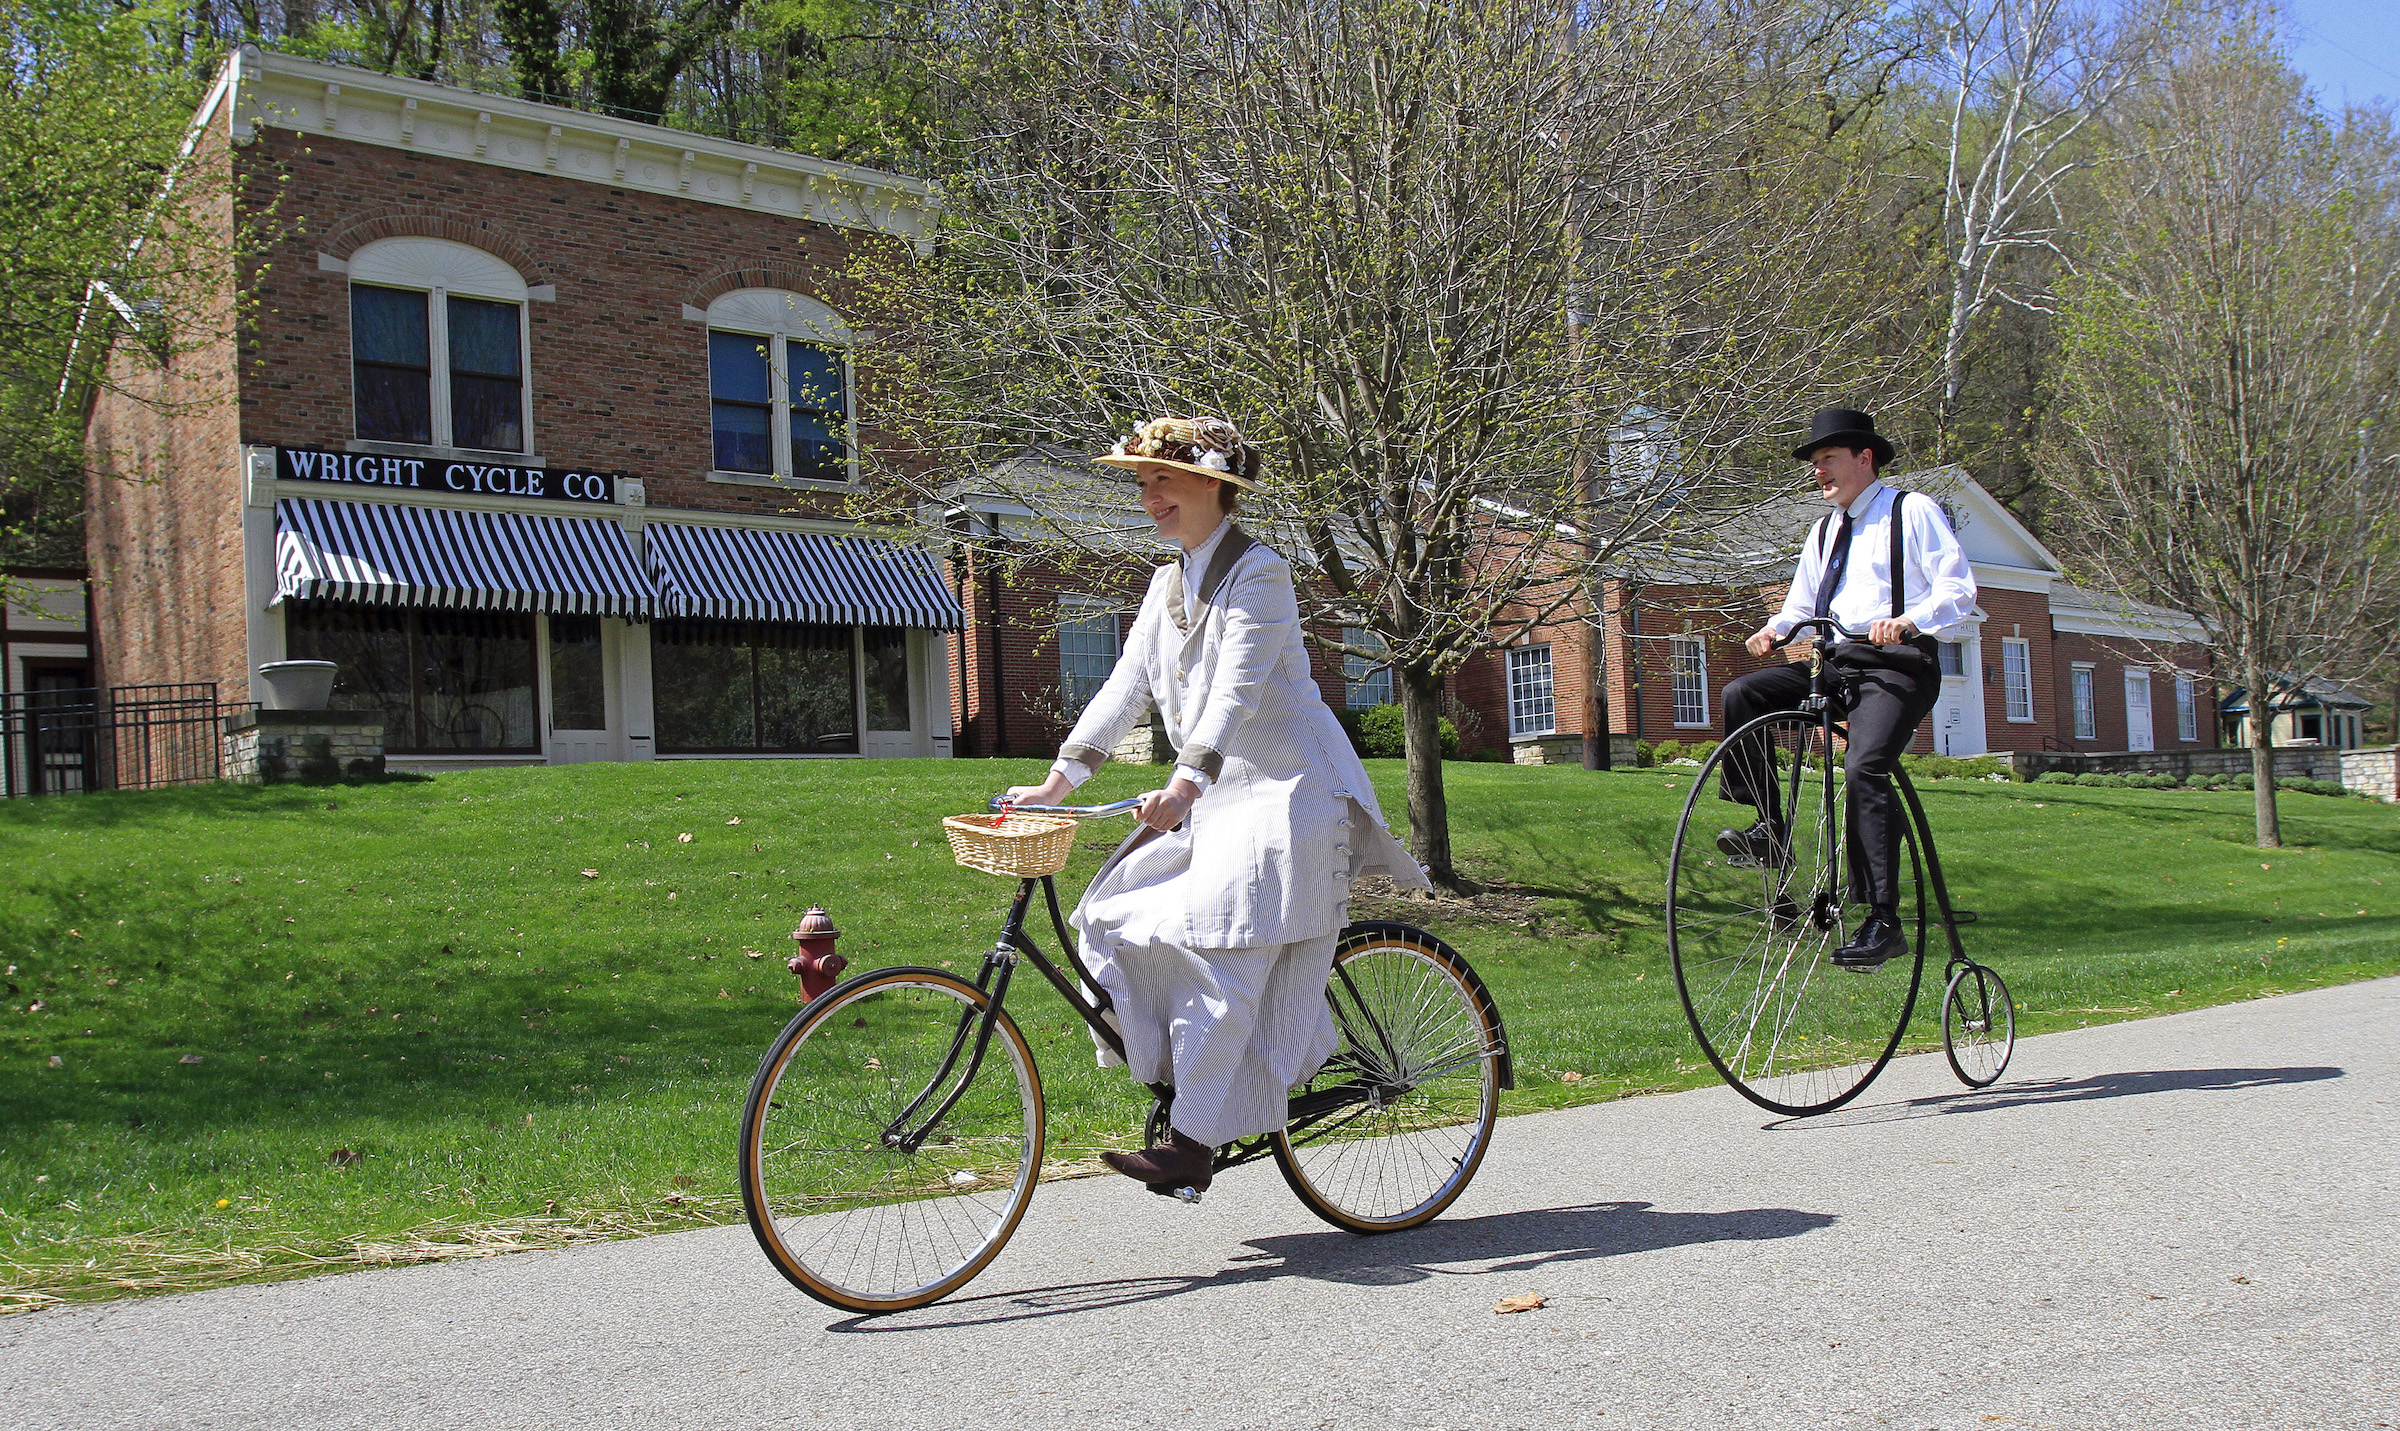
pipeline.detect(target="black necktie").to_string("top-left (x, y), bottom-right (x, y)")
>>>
top-left (1813, 510), bottom-right (1854, 618)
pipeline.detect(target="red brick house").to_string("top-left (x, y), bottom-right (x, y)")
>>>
top-left (1444, 467), bottom-right (2216, 761)
top-left (82, 48), bottom-right (961, 771)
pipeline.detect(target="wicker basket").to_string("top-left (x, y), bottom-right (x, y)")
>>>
top-left (941, 812), bottom-right (1081, 878)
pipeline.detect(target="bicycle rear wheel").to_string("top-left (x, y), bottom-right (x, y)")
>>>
top-left (739, 966), bottom-right (1043, 1313)
top-left (1273, 924), bottom-right (1506, 1232)
top-left (1942, 961), bottom-right (2015, 1088)
top-left (1668, 712), bottom-right (1926, 1116)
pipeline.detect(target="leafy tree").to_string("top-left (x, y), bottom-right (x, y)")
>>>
top-left (2045, 27), bottom-right (2400, 847)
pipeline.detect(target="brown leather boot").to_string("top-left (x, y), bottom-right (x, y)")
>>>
top-left (1100, 1128), bottom-right (1215, 1193)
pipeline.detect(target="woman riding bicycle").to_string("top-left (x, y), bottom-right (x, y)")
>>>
top-left (1005, 416), bottom-right (1428, 1196)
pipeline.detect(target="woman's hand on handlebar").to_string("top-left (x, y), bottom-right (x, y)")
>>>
top-left (1004, 772), bottom-right (1074, 808)
top-left (1136, 776), bottom-right (1202, 832)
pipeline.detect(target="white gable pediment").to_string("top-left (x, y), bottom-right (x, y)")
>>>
top-left (1898, 465), bottom-right (2061, 579)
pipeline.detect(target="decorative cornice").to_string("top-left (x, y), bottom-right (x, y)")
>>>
top-left (215, 47), bottom-right (940, 254)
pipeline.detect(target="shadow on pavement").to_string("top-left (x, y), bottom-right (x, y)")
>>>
top-left (1762, 1065), bottom-right (2345, 1131)
top-left (825, 1199), bottom-right (1835, 1333)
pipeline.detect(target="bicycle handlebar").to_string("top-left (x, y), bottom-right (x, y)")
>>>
top-left (986, 795), bottom-right (1146, 818)
top-left (1771, 617), bottom-right (1874, 650)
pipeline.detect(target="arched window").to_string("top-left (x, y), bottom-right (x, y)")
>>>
top-left (704, 288), bottom-right (855, 485)
top-left (348, 238), bottom-right (530, 454)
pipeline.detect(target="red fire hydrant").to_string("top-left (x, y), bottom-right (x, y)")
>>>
top-left (787, 905), bottom-right (849, 1002)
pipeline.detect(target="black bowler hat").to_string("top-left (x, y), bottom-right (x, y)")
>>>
top-left (1792, 408), bottom-right (1895, 465)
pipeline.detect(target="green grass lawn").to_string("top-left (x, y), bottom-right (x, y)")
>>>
top-left (4, 759), bottom-right (2394, 1310)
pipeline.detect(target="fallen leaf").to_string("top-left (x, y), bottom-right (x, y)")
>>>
top-left (718, 988), bottom-right (732, 998)
top-left (726, 817), bottom-right (742, 825)
top-left (28, 1000), bottom-right (45, 1012)
top-left (1494, 1293), bottom-right (1546, 1314)
top-left (2260, 863), bottom-right (2271, 870)
top-left (2232, 1275), bottom-right (2251, 1284)
top-left (580, 869), bottom-right (599, 879)
top-left (47, 1055), bottom-right (63, 1069)
top-left (744, 948), bottom-right (764, 959)
top-left (671, 1174), bottom-right (697, 1188)
top-left (66, 929), bottom-right (82, 939)
top-left (328, 1148), bottom-right (362, 1167)
top-left (865, 1057), bottom-right (884, 1070)
top-left (1560, 1071), bottom-right (1583, 1083)
top-left (678, 833), bottom-right (695, 843)
top-left (178, 1054), bottom-right (204, 1065)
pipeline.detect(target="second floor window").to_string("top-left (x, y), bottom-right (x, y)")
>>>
top-left (350, 287), bottom-right (525, 452)
top-left (705, 288), bottom-right (856, 484)
top-left (1343, 626), bottom-right (1393, 708)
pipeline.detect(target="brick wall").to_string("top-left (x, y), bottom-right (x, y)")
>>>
top-left (2051, 631), bottom-right (2214, 754)
top-left (83, 122), bottom-right (249, 694)
top-left (234, 127), bottom-right (907, 520)
top-left (1974, 587), bottom-right (2054, 753)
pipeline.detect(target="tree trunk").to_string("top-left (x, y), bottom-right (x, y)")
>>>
top-left (2246, 653), bottom-right (2282, 849)
top-left (1397, 663), bottom-right (1457, 890)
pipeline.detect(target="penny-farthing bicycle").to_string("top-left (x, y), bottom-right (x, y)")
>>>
top-left (1666, 618), bottom-right (2015, 1117)
top-left (738, 796), bottom-right (1513, 1314)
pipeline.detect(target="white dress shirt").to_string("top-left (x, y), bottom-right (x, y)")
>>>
top-left (1768, 482), bottom-right (1977, 642)
top-left (1051, 519), bottom-right (1232, 793)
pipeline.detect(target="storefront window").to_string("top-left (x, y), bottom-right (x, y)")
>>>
top-left (864, 627), bottom-right (911, 732)
top-left (549, 615), bottom-right (606, 730)
top-left (654, 620), bottom-right (858, 754)
top-left (287, 603), bottom-right (538, 753)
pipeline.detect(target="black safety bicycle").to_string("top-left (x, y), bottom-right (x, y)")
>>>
top-left (1665, 617), bottom-right (2015, 1117)
top-left (738, 796), bottom-right (1513, 1314)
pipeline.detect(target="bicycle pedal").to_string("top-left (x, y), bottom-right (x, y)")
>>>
top-left (1170, 1185), bottom-right (1204, 1204)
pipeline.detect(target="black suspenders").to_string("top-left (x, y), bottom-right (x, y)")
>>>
top-left (1811, 490), bottom-right (1912, 624)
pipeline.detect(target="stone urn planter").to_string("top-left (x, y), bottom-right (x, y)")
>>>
top-left (257, 660), bottom-right (338, 712)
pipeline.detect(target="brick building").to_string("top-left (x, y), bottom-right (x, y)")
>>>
top-left (1427, 468), bottom-right (2216, 761)
top-left (82, 48), bottom-right (960, 772)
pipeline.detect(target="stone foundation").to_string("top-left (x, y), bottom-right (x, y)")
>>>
top-left (1512, 733), bottom-right (1641, 769)
top-left (223, 709), bottom-right (386, 783)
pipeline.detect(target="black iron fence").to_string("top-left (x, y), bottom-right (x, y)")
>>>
top-left (1, 683), bottom-right (225, 797)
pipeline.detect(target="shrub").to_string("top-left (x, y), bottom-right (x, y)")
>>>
top-left (2072, 772), bottom-right (2111, 786)
top-left (2131, 773), bottom-right (2178, 790)
top-left (2181, 775), bottom-right (2212, 789)
top-left (1343, 702), bottom-right (1460, 760)
top-left (1650, 739), bottom-right (1687, 767)
top-left (2035, 771), bottom-right (2078, 785)
top-left (2230, 772), bottom-right (2254, 790)
top-left (1903, 754), bottom-right (2010, 782)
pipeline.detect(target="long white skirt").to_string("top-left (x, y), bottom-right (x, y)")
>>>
top-left (1069, 821), bottom-right (1346, 1148)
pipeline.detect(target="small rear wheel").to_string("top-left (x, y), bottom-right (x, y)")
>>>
top-left (738, 966), bottom-right (1043, 1313)
top-left (1942, 961), bottom-right (2015, 1088)
top-left (1273, 924), bottom-right (1506, 1232)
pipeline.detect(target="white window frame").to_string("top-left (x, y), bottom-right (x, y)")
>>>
top-left (345, 237), bottom-right (534, 458)
top-left (1507, 644), bottom-right (1556, 738)
top-left (1668, 634), bottom-right (1710, 728)
top-left (1056, 598), bottom-right (1122, 715)
top-left (1342, 626), bottom-right (1393, 709)
top-left (2071, 663), bottom-right (2097, 741)
top-left (700, 288), bottom-right (860, 489)
top-left (2176, 674), bottom-right (2199, 743)
top-left (2002, 638), bottom-right (2033, 723)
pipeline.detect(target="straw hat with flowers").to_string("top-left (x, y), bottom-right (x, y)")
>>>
top-left (1092, 416), bottom-right (1262, 488)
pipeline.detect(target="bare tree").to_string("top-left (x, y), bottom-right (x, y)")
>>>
top-left (1922, 0), bottom-right (2181, 461)
top-left (2045, 30), bottom-right (2400, 847)
top-left (856, 0), bottom-right (1917, 886)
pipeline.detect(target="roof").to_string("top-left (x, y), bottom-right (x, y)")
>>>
top-left (202, 47), bottom-right (940, 252)
top-left (2049, 582), bottom-right (2211, 645)
top-left (2219, 675), bottom-right (2377, 714)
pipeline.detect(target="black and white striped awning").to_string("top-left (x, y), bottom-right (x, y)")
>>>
top-left (274, 498), bottom-right (656, 616)
top-left (647, 522), bottom-right (962, 630)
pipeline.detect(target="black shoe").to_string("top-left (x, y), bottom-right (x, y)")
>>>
top-left (1716, 820), bottom-right (1790, 870)
top-left (1832, 911), bottom-right (1906, 970)
top-left (1100, 1128), bottom-right (1215, 1196)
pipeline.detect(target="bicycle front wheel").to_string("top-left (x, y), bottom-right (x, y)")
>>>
top-left (1668, 712), bottom-right (1925, 1116)
top-left (1273, 923), bottom-right (1505, 1232)
top-left (1942, 961), bottom-right (2015, 1088)
top-left (738, 967), bottom-right (1044, 1313)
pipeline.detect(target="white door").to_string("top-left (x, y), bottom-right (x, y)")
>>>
top-left (1931, 632), bottom-right (1988, 756)
top-left (2124, 670), bottom-right (2154, 752)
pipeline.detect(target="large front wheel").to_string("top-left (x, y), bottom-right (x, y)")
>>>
top-left (1273, 924), bottom-right (1506, 1232)
top-left (738, 967), bottom-right (1044, 1314)
top-left (1668, 712), bottom-right (1926, 1116)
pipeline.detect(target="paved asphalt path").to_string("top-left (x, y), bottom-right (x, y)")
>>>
top-left (7, 978), bottom-right (2396, 1430)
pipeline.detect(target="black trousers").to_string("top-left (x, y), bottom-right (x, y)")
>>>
top-left (1717, 644), bottom-right (1940, 910)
